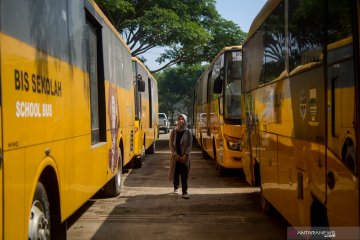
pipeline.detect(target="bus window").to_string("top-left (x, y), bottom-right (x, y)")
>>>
top-left (262, 3), bottom-right (285, 83)
top-left (209, 54), bottom-right (224, 100)
top-left (242, 30), bottom-right (265, 91)
top-left (86, 18), bottom-right (106, 144)
top-left (288, 0), bottom-right (324, 71)
top-left (224, 51), bottom-right (242, 122)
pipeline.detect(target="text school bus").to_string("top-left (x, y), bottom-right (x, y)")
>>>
top-left (242, 0), bottom-right (359, 228)
top-left (0, 0), bottom-right (145, 239)
top-left (132, 57), bottom-right (158, 165)
top-left (193, 46), bottom-right (244, 175)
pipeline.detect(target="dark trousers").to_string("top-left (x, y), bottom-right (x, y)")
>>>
top-left (173, 161), bottom-right (188, 194)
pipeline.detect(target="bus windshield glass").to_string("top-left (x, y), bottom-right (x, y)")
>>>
top-left (224, 50), bottom-right (242, 123)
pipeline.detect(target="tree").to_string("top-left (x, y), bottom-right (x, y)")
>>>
top-left (156, 64), bottom-right (207, 122)
top-left (95, 0), bottom-right (246, 73)
top-left (201, 18), bottom-right (247, 62)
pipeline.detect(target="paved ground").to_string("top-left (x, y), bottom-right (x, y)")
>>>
top-left (67, 132), bottom-right (288, 240)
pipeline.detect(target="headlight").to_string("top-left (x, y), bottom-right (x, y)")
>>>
top-left (224, 135), bottom-right (242, 151)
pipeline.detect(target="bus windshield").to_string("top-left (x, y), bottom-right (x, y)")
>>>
top-left (224, 50), bottom-right (242, 123)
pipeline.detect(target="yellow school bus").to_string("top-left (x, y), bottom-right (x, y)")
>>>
top-left (132, 57), bottom-right (158, 164)
top-left (193, 46), bottom-right (244, 175)
top-left (242, 0), bottom-right (359, 228)
top-left (0, 0), bottom-right (144, 238)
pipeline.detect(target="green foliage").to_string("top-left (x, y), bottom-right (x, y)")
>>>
top-left (95, 0), bottom-right (247, 116)
top-left (94, 0), bottom-right (134, 28)
top-left (95, 0), bottom-right (246, 72)
top-left (156, 64), bottom-right (207, 122)
top-left (203, 18), bottom-right (247, 62)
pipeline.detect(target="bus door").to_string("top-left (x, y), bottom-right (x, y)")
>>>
top-left (325, 0), bottom-right (358, 226)
top-left (134, 71), bottom-right (142, 151)
top-left (243, 93), bottom-right (258, 186)
top-left (148, 78), bottom-right (153, 132)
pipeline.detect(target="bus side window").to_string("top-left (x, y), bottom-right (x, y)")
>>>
top-left (86, 14), bottom-right (106, 144)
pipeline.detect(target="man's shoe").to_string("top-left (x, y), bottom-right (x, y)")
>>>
top-left (174, 188), bottom-right (179, 194)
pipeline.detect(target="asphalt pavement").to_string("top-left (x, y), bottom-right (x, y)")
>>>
top-left (67, 131), bottom-right (288, 240)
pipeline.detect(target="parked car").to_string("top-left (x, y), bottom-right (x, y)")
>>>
top-left (158, 113), bottom-right (170, 133)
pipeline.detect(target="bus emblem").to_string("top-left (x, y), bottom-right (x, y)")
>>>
top-left (309, 88), bottom-right (317, 122)
top-left (299, 89), bottom-right (306, 120)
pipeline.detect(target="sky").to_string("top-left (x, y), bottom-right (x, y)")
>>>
top-left (215, 0), bottom-right (267, 33)
top-left (142, 0), bottom-right (268, 71)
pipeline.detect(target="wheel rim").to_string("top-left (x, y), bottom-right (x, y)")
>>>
top-left (28, 200), bottom-right (50, 240)
top-left (115, 163), bottom-right (122, 192)
top-left (115, 150), bottom-right (123, 194)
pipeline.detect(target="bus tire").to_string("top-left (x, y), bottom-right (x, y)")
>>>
top-left (104, 149), bottom-right (123, 197)
top-left (146, 141), bottom-right (155, 154)
top-left (217, 163), bottom-right (226, 177)
top-left (213, 140), bottom-right (225, 176)
top-left (28, 182), bottom-right (51, 240)
top-left (133, 156), bottom-right (142, 168)
top-left (254, 160), bottom-right (261, 186)
top-left (201, 148), bottom-right (209, 159)
top-left (260, 188), bottom-right (272, 215)
top-left (311, 197), bottom-right (329, 227)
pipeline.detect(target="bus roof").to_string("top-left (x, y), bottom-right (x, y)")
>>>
top-left (213, 45), bottom-right (242, 62)
top-left (192, 45), bottom-right (242, 90)
top-left (132, 57), bottom-right (157, 81)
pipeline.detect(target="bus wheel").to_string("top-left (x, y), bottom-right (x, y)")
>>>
top-left (104, 149), bottom-right (123, 196)
top-left (28, 182), bottom-right (50, 240)
top-left (146, 141), bottom-right (155, 154)
top-left (213, 140), bottom-right (225, 176)
top-left (311, 197), bottom-right (328, 226)
top-left (133, 155), bottom-right (143, 168)
top-left (254, 160), bottom-right (261, 187)
top-left (260, 188), bottom-right (272, 215)
top-left (217, 163), bottom-right (226, 177)
top-left (201, 148), bottom-right (209, 159)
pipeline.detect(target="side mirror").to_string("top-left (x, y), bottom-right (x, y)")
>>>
top-left (136, 74), bottom-right (145, 92)
top-left (213, 68), bottom-right (224, 94)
